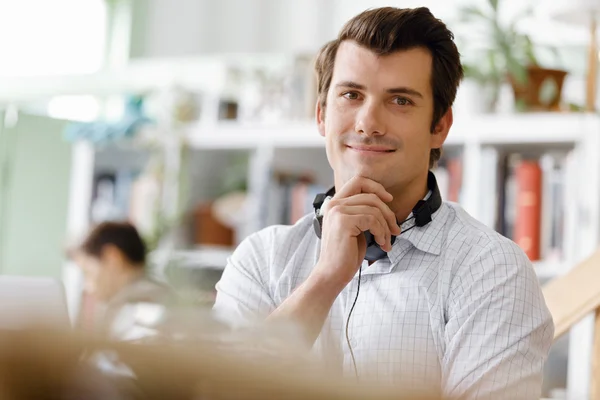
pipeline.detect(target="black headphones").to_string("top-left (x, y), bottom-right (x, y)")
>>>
top-left (312, 171), bottom-right (442, 261)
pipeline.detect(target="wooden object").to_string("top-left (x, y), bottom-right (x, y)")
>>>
top-left (0, 328), bottom-right (438, 400)
top-left (193, 202), bottom-right (234, 247)
top-left (542, 249), bottom-right (600, 400)
top-left (509, 66), bottom-right (568, 111)
top-left (543, 249), bottom-right (600, 338)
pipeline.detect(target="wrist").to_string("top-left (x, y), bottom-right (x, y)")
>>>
top-left (307, 263), bottom-right (350, 296)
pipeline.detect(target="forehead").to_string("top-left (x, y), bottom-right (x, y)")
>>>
top-left (331, 40), bottom-right (432, 95)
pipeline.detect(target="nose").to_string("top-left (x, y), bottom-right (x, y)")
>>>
top-left (354, 100), bottom-right (385, 137)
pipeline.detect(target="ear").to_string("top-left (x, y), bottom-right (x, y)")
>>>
top-left (430, 107), bottom-right (453, 149)
top-left (316, 101), bottom-right (326, 137)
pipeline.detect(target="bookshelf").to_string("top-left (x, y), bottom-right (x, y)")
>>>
top-left (128, 112), bottom-right (600, 282)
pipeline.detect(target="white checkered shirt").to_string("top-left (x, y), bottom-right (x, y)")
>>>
top-left (213, 201), bottom-right (554, 399)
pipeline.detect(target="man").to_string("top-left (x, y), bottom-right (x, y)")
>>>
top-left (213, 7), bottom-right (554, 399)
top-left (71, 221), bottom-right (172, 341)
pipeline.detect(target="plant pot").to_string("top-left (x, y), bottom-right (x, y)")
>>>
top-left (509, 66), bottom-right (568, 112)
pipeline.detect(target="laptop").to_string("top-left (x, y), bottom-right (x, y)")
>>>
top-left (0, 276), bottom-right (71, 330)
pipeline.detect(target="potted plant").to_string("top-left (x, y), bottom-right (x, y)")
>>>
top-left (458, 0), bottom-right (567, 112)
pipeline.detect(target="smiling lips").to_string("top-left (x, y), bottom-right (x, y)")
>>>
top-left (346, 144), bottom-right (396, 154)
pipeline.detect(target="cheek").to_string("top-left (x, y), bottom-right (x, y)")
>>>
top-left (401, 113), bottom-right (433, 144)
top-left (323, 113), bottom-right (345, 156)
top-left (404, 131), bottom-right (433, 161)
top-left (81, 265), bottom-right (99, 293)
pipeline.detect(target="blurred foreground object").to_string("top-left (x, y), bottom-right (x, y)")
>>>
top-left (0, 327), bottom-right (439, 400)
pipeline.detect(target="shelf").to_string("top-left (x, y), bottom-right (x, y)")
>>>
top-left (0, 54), bottom-right (292, 104)
top-left (155, 246), bottom-right (568, 278)
top-left (184, 113), bottom-right (600, 151)
top-left (152, 245), bottom-right (234, 270)
top-left (185, 121), bottom-right (325, 149)
top-left (453, 112), bottom-right (598, 146)
top-left (185, 121), bottom-right (467, 149)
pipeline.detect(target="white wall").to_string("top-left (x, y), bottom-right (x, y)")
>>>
top-left (126, 0), bottom-right (595, 111)
top-left (129, 0), bottom-right (338, 57)
top-left (129, 0), bottom-right (466, 58)
top-left (129, 0), bottom-right (592, 62)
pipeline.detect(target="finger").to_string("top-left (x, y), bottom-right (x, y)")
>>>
top-left (335, 176), bottom-right (393, 203)
top-left (333, 205), bottom-right (390, 250)
top-left (339, 193), bottom-right (401, 236)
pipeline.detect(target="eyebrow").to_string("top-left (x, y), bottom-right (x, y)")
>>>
top-left (334, 81), bottom-right (423, 99)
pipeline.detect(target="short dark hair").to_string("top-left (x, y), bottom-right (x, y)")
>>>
top-left (79, 221), bottom-right (146, 266)
top-left (314, 7), bottom-right (464, 168)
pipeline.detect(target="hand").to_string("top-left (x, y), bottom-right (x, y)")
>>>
top-left (313, 176), bottom-right (401, 287)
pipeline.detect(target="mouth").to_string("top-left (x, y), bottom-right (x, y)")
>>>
top-left (346, 145), bottom-right (396, 154)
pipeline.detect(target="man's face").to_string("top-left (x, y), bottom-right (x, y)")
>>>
top-left (317, 41), bottom-right (449, 190)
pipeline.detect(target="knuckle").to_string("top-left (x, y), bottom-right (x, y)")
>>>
top-left (327, 206), bottom-right (340, 219)
top-left (324, 199), bottom-right (339, 213)
top-left (367, 193), bottom-right (379, 203)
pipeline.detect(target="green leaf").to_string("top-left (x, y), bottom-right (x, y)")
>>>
top-left (523, 35), bottom-right (538, 65)
top-left (488, 0), bottom-right (499, 12)
top-left (507, 59), bottom-right (528, 85)
top-left (515, 98), bottom-right (528, 112)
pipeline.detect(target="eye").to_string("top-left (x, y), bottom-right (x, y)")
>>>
top-left (394, 97), bottom-right (412, 106)
top-left (342, 91), bottom-right (360, 100)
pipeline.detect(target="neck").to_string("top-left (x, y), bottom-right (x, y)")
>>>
top-left (109, 266), bottom-right (145, 301)
top-left (387, 170), bottom-right (429, 223)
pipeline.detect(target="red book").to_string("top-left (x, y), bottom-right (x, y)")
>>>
top-left (514, 161), bottom-right (543, 260)
top-left (447, 158), bottom-right (463, 203)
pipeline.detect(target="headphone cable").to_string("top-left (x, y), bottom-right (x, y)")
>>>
top-left (345, 265), bottom-right (362, 380)
top-left (345, 225), bottom-right (417, 380)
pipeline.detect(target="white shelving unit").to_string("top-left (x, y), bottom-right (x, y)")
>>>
top-left (156, 113), bottom-right (600, 290)
top-left (143, 112), bottom-right (600, 284)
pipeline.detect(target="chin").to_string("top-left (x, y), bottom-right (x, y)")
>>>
top-left (341, 164), bottom-right (389, 185)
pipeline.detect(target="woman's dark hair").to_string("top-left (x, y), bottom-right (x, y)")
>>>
top-left (79, 221), bottom-right (146, 266)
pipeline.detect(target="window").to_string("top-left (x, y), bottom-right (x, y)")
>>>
top-left (0, 0), bottom-right (107, 77)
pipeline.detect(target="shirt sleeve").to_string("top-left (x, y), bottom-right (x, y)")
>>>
top-left (442, 240), bottom-right (555, 400)
top-left (212, 232), bottom-right (277, 328)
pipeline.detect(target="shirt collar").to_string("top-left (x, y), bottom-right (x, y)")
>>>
top-left (387, 201), bottom-right (451, 260)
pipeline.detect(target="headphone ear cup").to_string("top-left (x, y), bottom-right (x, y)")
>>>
top-left (363, 231), bottom-right (397, 247)
top-left (363, 231), bottom-right (397, 262)
top-left (313, 216), bottom-right (323, 239)
top-left (363, 230), bottom-right (377, 247)
top-left (364, 231), bottom-right (388, 262)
